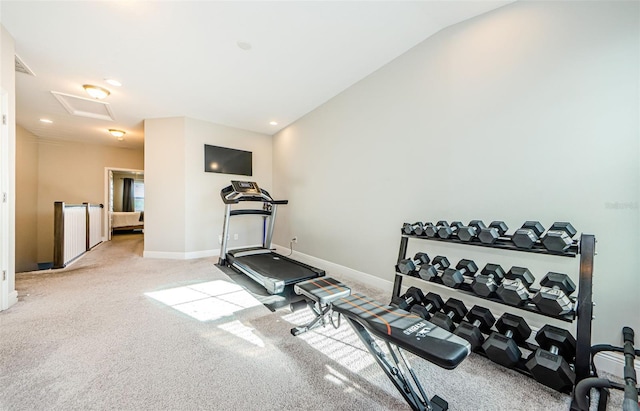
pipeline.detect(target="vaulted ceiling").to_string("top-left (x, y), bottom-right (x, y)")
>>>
top-left (1, 1), bottom-right (511, 149)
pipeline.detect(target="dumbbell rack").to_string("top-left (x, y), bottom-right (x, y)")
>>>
top-left (392, 230), bottom-right (596, 395)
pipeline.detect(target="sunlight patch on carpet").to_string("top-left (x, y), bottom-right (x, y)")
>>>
top-left (281, 309), bottom-right (378, 374)
top-left (145, 280), bottom-right (262, 322)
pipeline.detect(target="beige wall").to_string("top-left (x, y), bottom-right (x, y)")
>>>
top-left (15, 125), bottom-right (38, 272)
top-left (272, 0), bottom-right (639, 345)
top-left (36, 139), bottom-right (143, 263)
top-left (144, 116), bottom-right (272, 257)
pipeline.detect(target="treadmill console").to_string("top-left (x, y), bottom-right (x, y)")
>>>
top-left (231, 180), bottom-right (261, 195)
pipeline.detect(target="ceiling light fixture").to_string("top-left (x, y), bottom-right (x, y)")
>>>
top-left (39, 118), bottom-right (53, 123)
top-left (269, 121), bottom-right (278, 126)
top-left (104, 78), bottom-right (122, 87)
top-left (83, 84), bottom-right (110, 99)
top-left (108, 129), bottom-right (126, 138)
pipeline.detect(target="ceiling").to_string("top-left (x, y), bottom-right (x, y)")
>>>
top-left (1, 1), bottom-right (511, 149)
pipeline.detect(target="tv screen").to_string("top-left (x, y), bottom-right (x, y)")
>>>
top-left (204, 144), bottom-right (252, 176)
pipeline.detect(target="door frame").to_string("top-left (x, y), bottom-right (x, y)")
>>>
top-left (104, 167), bottom-right (144, 241)
top-left (1, 89), bottom-right (9, 310)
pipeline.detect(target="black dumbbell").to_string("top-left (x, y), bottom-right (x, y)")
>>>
top-left (525, 325), bottom-right (576, 392)
top-left (438, 221), bottom-right (463, 239)
top-left (496, 267), bottom-right (535, 306)
top-left (390, 286), bottom-right (425, 311)
top-left (457, 220), bottom-right (486, 242)
top-left (531, 272), bottom-right (576, 316)
top-left (424, 220), bottom-right (449, 238)
top-left (417, 256), bottom-right (451, 282)
top-left (482, 313), bottom-right (532, 368)
top-left (471, 263), bottom-right (506, 297)
top-left (430, 298), bottom-right (468, 332)
top-left (541, 222), bottom-right (577, 252)
top-left (512, 221), bottom-right (546, 249)
top-left (453, 305), bottom-right (496, 350)
top-left (478, 221), bottom-right (509, 245)
top-left (409, 292), bottom-right (444, 320)
top-left (403, 222), bottom-right (423, 235)
top-left (414, 222), bottom-right (431, 236)
top-left (397, 252), bottom-right (430, 276)
top-left (441, 259), bottom-right (478, 289)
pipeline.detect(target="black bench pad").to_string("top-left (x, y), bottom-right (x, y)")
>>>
top-left (294, 277), bottom-right (351, 304)
top-left (333, 293), bottom-right (471, 370)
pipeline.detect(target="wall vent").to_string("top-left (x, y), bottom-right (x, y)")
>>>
top-left (15, 54), bottom-right (35, 76)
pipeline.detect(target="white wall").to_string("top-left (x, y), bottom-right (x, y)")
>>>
top-left (272, 0), bottom-right (639, 346)
top-left (0, 24), bottom-right (17, 309)
top-left (143, 117), bottom-right (186, 255)
top-left (144, 117), bottom-right (272, 258)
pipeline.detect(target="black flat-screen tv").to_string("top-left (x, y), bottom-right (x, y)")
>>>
top-left (204, 144), bottom-right (252, 176)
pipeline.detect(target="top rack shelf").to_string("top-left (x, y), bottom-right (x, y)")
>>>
top-left (400, 233), bottom-right (579, 258)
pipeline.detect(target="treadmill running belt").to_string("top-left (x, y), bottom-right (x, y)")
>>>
top-left (232, 253), bottom-right (323, 284)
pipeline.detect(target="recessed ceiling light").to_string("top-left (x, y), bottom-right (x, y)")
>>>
top-left (39, 118), bottom-right (53, 123)
top-left (108, 129), bottom-right (126, 138)
top-left (269, 121), bottom-right (278, 126)
top-left (105, 78), bottom-right (122, 87)
top-left (83, 84), bottom-right (110, 99)
top-left (237, 41), bottom-right (252, 51)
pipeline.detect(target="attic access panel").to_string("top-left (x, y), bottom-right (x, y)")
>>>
top-left (51, 91), bottom-right (115, 121)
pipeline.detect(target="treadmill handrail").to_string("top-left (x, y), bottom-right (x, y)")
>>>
top-left (230, 210), bottom-right (272, 216)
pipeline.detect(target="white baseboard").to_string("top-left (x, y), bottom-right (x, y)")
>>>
top-left (7, 290), bottom-right (18, 308)
top-left (594, 351), bottom-right (640, 378)
top-left (142, 248), bottom-right (221, 260)
top-left (143, 244), bottom-right (261, 260)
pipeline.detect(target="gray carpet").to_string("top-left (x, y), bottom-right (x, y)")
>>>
top-left (0, 234), bottom-right (624, 410)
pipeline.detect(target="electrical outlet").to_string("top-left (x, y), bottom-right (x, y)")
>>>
top-left (292, 236), bottom-right (298, 243)
top-left (233, 233), bottom-right (239, 240)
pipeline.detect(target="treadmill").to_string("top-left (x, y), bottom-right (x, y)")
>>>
top-left (218, 181), bottom-right (325, 294)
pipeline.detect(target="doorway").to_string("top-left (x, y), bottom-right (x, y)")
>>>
top-left (104, 167), bottom-right (144, 241)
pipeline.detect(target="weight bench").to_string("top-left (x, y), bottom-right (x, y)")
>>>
top-left (291, 278), bottom-right (472, 411)
top-left (290, 277), bottom-right (352, 336)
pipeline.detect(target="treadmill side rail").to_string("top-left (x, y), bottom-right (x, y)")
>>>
top-left (231, 260), bottom-right (285, 294)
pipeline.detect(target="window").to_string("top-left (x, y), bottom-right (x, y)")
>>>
top-left (134, 180), bottom-right (144, 212)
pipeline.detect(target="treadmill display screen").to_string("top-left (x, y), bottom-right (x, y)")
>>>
top-left (231, 180), bottom-right (260, 194)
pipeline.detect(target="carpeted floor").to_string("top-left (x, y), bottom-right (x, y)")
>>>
top-left (0, 234), bottom-right (624, 410)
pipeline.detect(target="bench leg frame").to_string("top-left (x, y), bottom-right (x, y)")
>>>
top-left (291, 300), bottom-right (341, 336)
top-left (346, 317), bottom-right (448, 411)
